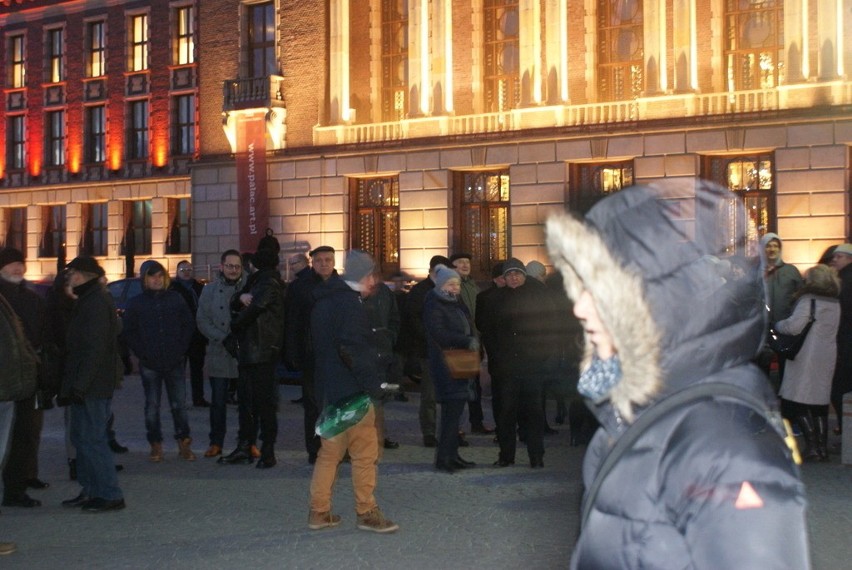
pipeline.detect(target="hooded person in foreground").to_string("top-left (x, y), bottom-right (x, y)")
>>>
top-left (546, 181), bottom-right (810, 569)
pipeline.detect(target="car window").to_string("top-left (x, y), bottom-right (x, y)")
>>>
top-left (107, 280), bottom-right (125, 302)
top-left (126, 279), bottom-right (143, 300)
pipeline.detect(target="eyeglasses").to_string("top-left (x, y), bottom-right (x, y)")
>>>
top-left (223, 264), bottom-right (242, 270)
top-left (178, 267), bottom-right (193, 273)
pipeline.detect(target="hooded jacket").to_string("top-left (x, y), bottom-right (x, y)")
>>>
top-left (546, 181), bottom-right (809, 569)
top-left (122, 286), bottom-right (194, 372)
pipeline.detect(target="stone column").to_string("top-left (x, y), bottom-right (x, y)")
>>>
top-left (431, 0), bottom-right (454, 113)
top-left (672, 0), bottom-right (696, 92)
top-left (644, 0), bottom-right (666, 95)
top-left (408, 0), bottom-right (429, 116)
top-left (783, 0), bottom-right (806, 83)
top-left (544, 0), bottom-right (569, 104)
top-left (817, 0), bottom-right (843, 80)
top-left (329, 0), bottom-right (351, 123)
top-left (519, 0), bottom-right (541, 106)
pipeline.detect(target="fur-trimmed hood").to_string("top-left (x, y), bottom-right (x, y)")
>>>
top-left (546, 181), bottom-right (765, 423)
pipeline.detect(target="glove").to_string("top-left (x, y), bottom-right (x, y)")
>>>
top-left (222, 334), bottom-right (240, 360)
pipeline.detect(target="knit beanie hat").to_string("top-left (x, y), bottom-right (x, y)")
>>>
top-left (139, 259), bottom-right (166, 276)
top-left (66, 255), bottom-right (105, 277)
top-left (253, 248), bottom-right (280, 271)
top-left (344, 249), bottom-right (375, 282)
top-left (526, 260), bottom-right (546, 280)
top-left (502, 257), bottom-right (527, 276)
top-left (0, 247), bottom-right (24, 270)
top-left (433, 264), bottom-right (461, 289)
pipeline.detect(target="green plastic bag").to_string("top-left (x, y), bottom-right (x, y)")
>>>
top-left (314, 392), bottom-right (372, 439)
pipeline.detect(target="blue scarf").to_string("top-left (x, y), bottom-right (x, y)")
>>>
top-left (578, 354), bottom-right (623, 401)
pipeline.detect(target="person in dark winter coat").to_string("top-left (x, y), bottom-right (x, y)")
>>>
top-left (61, 256), bottom-right (124, 512)
top-left (0, 247), bottom-right (51, 508)
top-left (475, 262), bottom-right (506, 432)
top-left (489, 258), bottom-right (559, 468)
top-left (423, 265), bottom-right (478, 473)
top-left (401, 255), bottom-right (450, 447)
top-left (170, 260), bottom-right (209, 408)
top-left (830, 243), bottom-right (852, 433)
top-left (221, 248), bottom-right (285, 468)
top-left (122, 260), bottom-right (196, 462)
top-left (308, 250), bottom-right (398, 533)
top-left (546, 181), bottom-right (809, 569)
top-left (284, 245), bottom-right (338, 464)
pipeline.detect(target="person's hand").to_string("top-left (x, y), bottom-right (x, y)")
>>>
top-left (240, 293), bottom-right (253, 306)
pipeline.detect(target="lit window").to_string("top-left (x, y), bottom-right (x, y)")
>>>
top-left (570, 161), bottom-right (634, 214)
top-left (453, 170), bottom-right (511, 279)
top-left (8, 35), bottom-right (26, 88)
top-left (484, 0), bottom-right (520, 112)
top-left (381, 1), bottom-right (408, 121)
top-left (174, 6), bottom-right (195, 65)
top-left (128, 14), bottom-right (149, 72)
top-left (724, 0), bottom-right (782, 91)
top-left (597, 0), bottom-right (643, 101)
top-left (6, 115), bottom-right (26, 170)
top-left (247, 2), bottom-right (276, 77)
top-left (122, 200), bottom-right (152, 256)
top-left (702, 154), bottom-right (775, 256)
top-left (172, 94), bottom-right (196, 156)
top-left (87, 21), bottom-right (106, 77)
top-left (85, 106), bottom-right (107, 164)
top-left (3, 208), bottom-right (27, 252)
top-left (39, 205), bottom-right (66, 258)
top-left (45, 110), bottom-right (66, 167)
top-left (82, 203), bottom-right (109, 257)
top-left (165, 198), bottom-right (191, 254)
top-left (46, 27), bottom-right (64, 83)
top-left (350, 177), bottom-right (400, 275)
top-left (126, 100), bottom-right (149, 160)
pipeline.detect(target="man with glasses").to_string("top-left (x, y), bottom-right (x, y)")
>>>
top-left (171, 260), bottom-right (210, 408)
top-left (197, 250), bottom-right (246, 458)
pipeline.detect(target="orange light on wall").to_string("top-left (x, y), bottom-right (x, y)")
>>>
top-left (109, 148), bottom-right (122, 171)
top-left (153, 141), bottom-right (167, 168)
top-left (68, 145), bottom-right (81, 174)
top-left (29, 158), bottom-right (42, 178)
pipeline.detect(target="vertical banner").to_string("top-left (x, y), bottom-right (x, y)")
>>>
top-left (236, 114), bottom-right (269, 252)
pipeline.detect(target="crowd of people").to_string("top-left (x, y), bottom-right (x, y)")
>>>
top-left (4, 181), bottom-right (852, 563)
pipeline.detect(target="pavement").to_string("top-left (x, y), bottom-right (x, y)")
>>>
top-left (0, 377), bottom-right (850, 569)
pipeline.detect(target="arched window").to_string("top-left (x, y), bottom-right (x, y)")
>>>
top-left (484, 0), bottom-right (520, 112)
top-left (382, 0), bottom-right (408, 121)
top-left (597, 0), bottom-right (644, 101)
top-left (724, 0), bottom-right (782, 91)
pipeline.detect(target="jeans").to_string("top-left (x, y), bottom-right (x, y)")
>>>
top-left (0, 401), bottom-right (15, 470)
top-left (70, 399), bottom-right (123, 501)
top-left (310, 405), bottom-right (379, 515)
top-left (208, 377), bottom-right (231, 447)
top-left (140, 363), bottom-right (191, 443)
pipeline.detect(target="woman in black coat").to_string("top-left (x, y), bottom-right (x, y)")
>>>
top-left (423, 265), bottom-right (478, 473)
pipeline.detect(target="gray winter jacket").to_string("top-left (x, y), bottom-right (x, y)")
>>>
top-left (197, 271), bottom-right (246, 378)
top-left (546, 181), bottom-right (810, 569)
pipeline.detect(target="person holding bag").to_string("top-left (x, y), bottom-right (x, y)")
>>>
top-left (423, 265), bottom-right (478, 474)
top-left (775, 264), bottom-right (841, 461)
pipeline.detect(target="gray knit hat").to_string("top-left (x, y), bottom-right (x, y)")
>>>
top-left (433, 264), bottom-right (461, 289)
top-left (344, 250), bottom-right (375, 282)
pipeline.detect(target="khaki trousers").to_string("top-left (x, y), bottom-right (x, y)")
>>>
top-left (309, 404), bottom-right (379, 515)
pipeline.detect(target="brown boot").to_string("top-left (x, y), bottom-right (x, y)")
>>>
top-left (178, 438), bottom-right (196, 461)
top-left (149, 442), bottom-right (164, 462)
top-left (356, 507), bottom-right (399, 533)
top-left (308, 510), bottom-right (342, 530)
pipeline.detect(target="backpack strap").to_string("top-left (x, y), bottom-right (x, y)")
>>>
top-left (580, 382), bottom-right (797, 528)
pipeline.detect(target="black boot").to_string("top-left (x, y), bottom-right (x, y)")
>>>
top-left (814, 415), bottom-right (830, 461)
top-left (68, 458), bottom-right (77, 481)
top-left (255, 443), bottom-right (277, 469)
top-left (217, 441), bottom-right (254, 465)
top-left (796, 414), bottom-right (821, 462)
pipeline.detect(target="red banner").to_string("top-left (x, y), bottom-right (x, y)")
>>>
top-left (236, 114), bottom-right (269, 252)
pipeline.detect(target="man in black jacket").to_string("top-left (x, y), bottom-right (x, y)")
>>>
top-left (0, 247), bottom-right (50, 508)
top-left (60, 256), bottom-right (125, 512)
top-left (171, 260), bottom-right (209, 408)
top-left (222, 248), bottom-right (285, 468)
top-left (284, 245), bottom-right (337, 464)
top-left (830, 243), bottom-right (852, 433)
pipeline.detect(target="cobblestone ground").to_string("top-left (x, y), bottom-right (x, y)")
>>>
top-left (0, 377), bottom-right (849, 569)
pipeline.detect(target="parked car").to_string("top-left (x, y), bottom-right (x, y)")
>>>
top-left (107, 277), bottom-right (143, 315)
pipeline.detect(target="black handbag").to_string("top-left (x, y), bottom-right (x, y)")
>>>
top-left (767, 298), bottom-right (816, 361)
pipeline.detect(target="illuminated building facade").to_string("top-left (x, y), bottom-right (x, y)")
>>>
top-left (196, 0), bottom-right (852, 280)
top-left (0, 0), bottom-right (198, 279)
